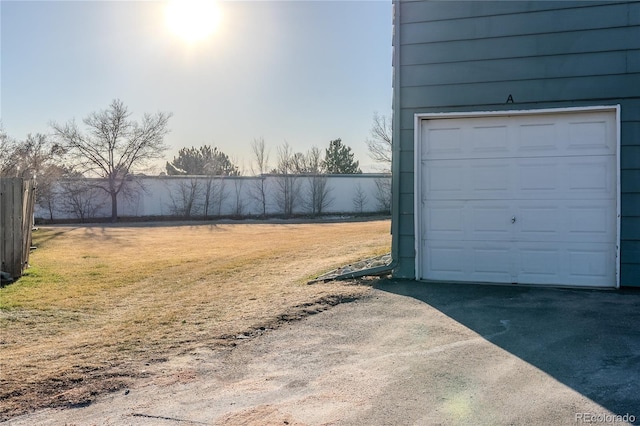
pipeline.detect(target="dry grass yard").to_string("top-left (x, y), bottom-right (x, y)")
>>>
top-left (0, 219), bottom-right (390, 420)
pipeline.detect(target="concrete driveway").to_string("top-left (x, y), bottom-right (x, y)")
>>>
top-left (7, 280), bottom-right (640, 425)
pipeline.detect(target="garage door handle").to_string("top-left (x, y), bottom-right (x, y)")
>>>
top-left (511, 216), bottom-right (516, 224)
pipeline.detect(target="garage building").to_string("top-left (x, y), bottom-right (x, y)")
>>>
top-left (390, 1), bottom-right (640, 288)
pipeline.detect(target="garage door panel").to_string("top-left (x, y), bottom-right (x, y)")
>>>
top-left (517, 205), bottom-right (561, 235)
top-left (424, 157), bottom-right (615, 201)
top-left (419, 109), bottom-right (618, 287)
top-left (424, 158), bottom-right (516, 200)
top-left (517, 157), bottom-right (615, 199)
top-left (424, 159), bottom-right (514, 199)
top-left (424, 242), bottom-right (467, 279)
top-left (473, 246), bottom-right (512, 276)
top-left (566, 245), bottom-right (614, 281)
top-left (471, 205), bottom-right (512, 237)
top-left (567, 119), bottom-right (615, 154)
top-left (422, 120), bottom-right (514, 160)
top-left (425, 241), bottom-right (512, 283)
top-left (567, 203), bottom-right (615, 242)
top-left (425, 239), bottom-right (615, 286)
top-left (517, 123), bottom-right (558, 153)
top-left (471, 164), bottom-right (510, 192)
top-left (514, 243), bottom-right (615, 286)
top-left (518, 162), bottom-right (559, 191)
top-left (567, 158), bottom-right (615, 194)
top-left (469, 125), bottom-right (509, 154)
top-left (425, 202), bottom-right (466, 240)
top-left (427, 200), bottom-right (615, 243)
top-left (422, 123), bottom-right (463, 158)
top-left (516, 247), bottom-right (561, 280)
top-left (424, 164), bottom-right (465, 193)
top-left (514, 200), bottom-right (615, 243)
top-left (424, 113), bottom-right (615, 160)
top-left (427, 200), bottom-right (513, 241)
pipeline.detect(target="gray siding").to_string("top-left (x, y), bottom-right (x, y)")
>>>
top-left (392, 0), bottom-right (640, 286)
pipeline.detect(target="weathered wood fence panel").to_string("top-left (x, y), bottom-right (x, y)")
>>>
top-left (1, 178), bottom-right (36, 280)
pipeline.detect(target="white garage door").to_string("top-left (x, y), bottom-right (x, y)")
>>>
top-left (416, 108), bottom-right (619, 287)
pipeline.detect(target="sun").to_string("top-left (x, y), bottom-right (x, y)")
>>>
top-left (165, 0), bottom-right (221, 43)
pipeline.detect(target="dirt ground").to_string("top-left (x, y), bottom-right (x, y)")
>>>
top-left (8, 280), bottom-right (640, 425)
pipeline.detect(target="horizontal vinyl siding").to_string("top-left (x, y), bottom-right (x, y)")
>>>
top-left (622, 193), bottom-right (640, 216)
top-left (400, 75), bottom-right (640, 108)
top-left (622, 173), bottom-right (640, 195)
top-left (398, 1), bottom-right (622, 23)
top-left (623, 218), bottom-right (640, 240)
top-left (622, 264), bottom-right (640, 282)
top-left (622, 241), bottom-right (640, 263)
top-left (393, 0), bottom-right (640, 285)
top-left (401, 51), bottom-right (640, 87)
top-left (621, 102), bottom-right (640, 286)
top-left (399, 3), bottom-right (638, 43)
top-left (401, 27), bottom-right (640, 66)
top-left (621, 146), bottom-right (640, 169)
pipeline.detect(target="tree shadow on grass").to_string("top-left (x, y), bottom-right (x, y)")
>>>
top-left (374, 279), bottom-right (640, 423)
top-left (32, 227), bottom-right (80, 246)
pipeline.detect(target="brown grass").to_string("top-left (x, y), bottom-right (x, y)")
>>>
top-left (0, 220), bottom-right (390, 420)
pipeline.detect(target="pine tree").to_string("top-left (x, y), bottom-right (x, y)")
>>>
top-left (323, 139), bottom-right (361, 174)
top-left (166, 145), bottom-right (239, 176)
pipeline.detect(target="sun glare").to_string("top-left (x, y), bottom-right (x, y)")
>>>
top-left (165, 0), bottom-right (221, 43)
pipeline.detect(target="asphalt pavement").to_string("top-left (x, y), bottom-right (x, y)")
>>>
top-left (7, 280), bottom-right (640, 425)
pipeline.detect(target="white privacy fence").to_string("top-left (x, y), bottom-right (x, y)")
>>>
top-left (34, 174), bottom-right (391, 221)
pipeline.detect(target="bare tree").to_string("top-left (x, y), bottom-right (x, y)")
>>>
top-left (305, 175), bottom-right (332, 216)
top-left (22, 135), bottom-right (66, 219)
top-left (7, 134), bottom-right (57, 177)
top-left (292, 146), bottom-right (324, 174)
top-left (37, 164), bottom-right (69, 221)
top-left (0, 125), bottom-right (17, 175)
top-left (231, 178), bottom-right (246, 216)
top-left (249, 175), bottom-right (268, 217)
top-left (0, 132), bottom-right (63, 178)
top-left (202, 176), bottom-right (227, 217)
top-left (374, 177), bottom-right (392, 213)
top-left (0, 132), bottom-right (68, 220)
top-left (250, 137), bottom-right (269, 174)
top-left (117, 177), bottom-right (149, 217)
top-left (273, 142), bottom-right (302, 217)
top-left (248, 137), bottom-right (269, 216)
top-left (202, 178), bottom-right (214, 218)
top-left (366, 112), bottom-right (392, 172)
top-left (298, 146), bottom-right (332, 216)
top-left (51, 99), bottom-right (171, 222)
top-left (168, 178), bottom-right (202, 218)
top-left (352, 183), bottom-right (369, 213)
top-left (58, 179), bottom-right (108, 222)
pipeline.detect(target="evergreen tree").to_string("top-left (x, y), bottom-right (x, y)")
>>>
top-left (323, 139), bottom-right (361, 174)
top-left (166, 145), bottom-right (239, 176)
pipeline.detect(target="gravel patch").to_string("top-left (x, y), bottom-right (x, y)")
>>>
top-left (312, 253), bottom-right (392, 282)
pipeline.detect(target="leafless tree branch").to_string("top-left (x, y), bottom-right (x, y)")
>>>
top-left (365, 112), bottom-right (392, 172)
top-left (51, 99), bottom-right (171, 221)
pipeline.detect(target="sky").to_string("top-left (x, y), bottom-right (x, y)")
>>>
top-left (1, 0), bottom-right (393, 173)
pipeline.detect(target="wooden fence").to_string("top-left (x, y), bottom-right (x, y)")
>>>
top-left (1, 177), bottom-right (36, 280)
